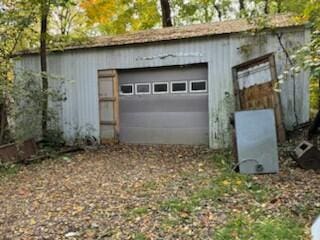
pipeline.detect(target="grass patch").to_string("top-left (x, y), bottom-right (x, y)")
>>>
top-left (160, 198), bottom-right (198, 213)
top-left (129, 207), bottom-right (149, 216)
top-left (0, 163), bottom-right (20, 178)
top-left (161, 217), bottom-right (180, 231)
top-left (133, 232), bottom-right (148, 240)
top-left (158, 151), bottom-right (273, 233)
top-left (160, 161), bottom-right (270, 216)
top-left (142, 180), bottom-right (158, 191)
top-left (213, 214), bottom-right (306, 240)
top-left (211, 150), bottom-right (235, 170)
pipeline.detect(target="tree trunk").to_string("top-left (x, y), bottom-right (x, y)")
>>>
top-left (276, 0), bottom-right (282, 13)
top-left (318, 78), bottom-right (320, 110)
top-left (160, 0), bottom-right (173, 27)
top-left (40, 1), bottom-right (49, 137)
top-left (0, 103), bottom-right (8, 144)
top-left (264, 0), bottom-right (269, 14)
top-left (239, 0), bottom-right (245, 14)
top-left (214, 4), bottom-right (222, 21)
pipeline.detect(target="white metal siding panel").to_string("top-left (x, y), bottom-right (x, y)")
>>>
top-left (15, 27), bottom-right (309, 148)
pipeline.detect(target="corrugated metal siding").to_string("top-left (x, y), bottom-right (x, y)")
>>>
top-left (15, 27), bottom-right (309, 148)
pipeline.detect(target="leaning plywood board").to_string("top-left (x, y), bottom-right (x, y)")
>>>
top-left (235, 109), bottom-right (279, 174)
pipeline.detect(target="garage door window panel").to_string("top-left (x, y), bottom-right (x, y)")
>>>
top-left (120, 84), bottom-right (134, 95)
top-left (171, 81), bottom-right (187, 93)
top-left (190, 80), bottom-right (207, 93)
top-left (135, 83), bottom-right (151, 95)
top-left (153, 82), bottom-right (169, 94)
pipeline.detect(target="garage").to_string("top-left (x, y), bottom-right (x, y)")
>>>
top-left (118, 64), bottom-right (209, 145)
top-left (16, 16), bottom-right (310, 148)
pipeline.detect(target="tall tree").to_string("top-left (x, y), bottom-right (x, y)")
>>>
top-left (34, 0), bottom-right (72, 136)
top-left (40, 0), bottom-right (50, 135)
top-left (0, 0), bottom-right (35, 143)
top-left (160, 0), bottom-right (173, 27)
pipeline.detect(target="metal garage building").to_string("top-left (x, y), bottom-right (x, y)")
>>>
top-left (15, 15), bottom-right (310, 148)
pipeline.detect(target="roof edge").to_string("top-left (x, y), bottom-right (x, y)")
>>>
top-left (15, 14), bottom-right (308, 57)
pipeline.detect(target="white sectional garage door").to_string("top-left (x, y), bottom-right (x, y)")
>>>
top-left (118, 64), bottom-right (209, 145)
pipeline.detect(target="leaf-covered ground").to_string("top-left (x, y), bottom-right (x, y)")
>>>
top-left (0, 144), bottom-right (318, 239)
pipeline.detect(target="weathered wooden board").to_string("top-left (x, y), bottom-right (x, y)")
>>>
top-left (233, 53), bottom-right (286, 143)
top-left (98, 69), bottom-right (119, 143)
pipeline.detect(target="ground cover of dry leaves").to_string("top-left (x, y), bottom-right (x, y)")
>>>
top-left (0, 144), bottom-right (319, 239)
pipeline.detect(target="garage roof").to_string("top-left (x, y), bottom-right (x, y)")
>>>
top-left (18, 14), bottom-right (306, 55)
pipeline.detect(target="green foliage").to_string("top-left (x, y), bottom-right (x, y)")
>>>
top-left (213, 214), bottom-right (306, 240)
top-left (160, 198), bottom-right (197, 213)
top-left (293, 30), bottom-right (320, 110)
top-left (160, 166), bottom-right (269, 216)
top-left (41, 129), bottom-right (65, 149)
top-left (48, 0), bottom-right (91, 45)
top-left (0, 0), bottom-right (38, 143)
top-left (129, 207), bottom-right (149, 217)
top-left (310, 78), bottom-right (319, 112)
top-left (133, 232), bottom-right (148, 240)
top-left (171, 0), bottom-right (232, 25)
top-left (81, 0), bottom-right (161, 35)
top-left (0, 0), bottom-right (86, 145)
top-left (0, 163), bottom-right (20, 178)
top-left (11, 70), bottom-right (66, 142)
top-left (211, 151), bottom-right (234, 170)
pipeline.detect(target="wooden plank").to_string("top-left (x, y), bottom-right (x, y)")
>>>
top-left (232, 67), bottom-right (241, 111)
top-left (98, 78), bottom-right (113, 98)
top-left (113, 70), bottom-right (120, 142)
top-left (100, 120), bottom-right (116, 126)
top-left (98, 69), bottom-right (115, 78)
top-left (99, 97), bottom-right (116, 102)
top-left (98, 69), bottom-right (120, 144)
top-left (98, 69), bottom-right (116, 142)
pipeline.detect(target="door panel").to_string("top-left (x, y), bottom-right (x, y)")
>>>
top-left (118, 65), bottom-right (209, 145)
top-left (98, 69), bottom-right (119, 143)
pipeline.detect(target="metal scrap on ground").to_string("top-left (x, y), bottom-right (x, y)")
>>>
top-left (234, 109), bottom-right (279, 174)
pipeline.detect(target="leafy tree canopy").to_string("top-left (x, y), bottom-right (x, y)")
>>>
top-left (81, 0), bottom-right (161, 35)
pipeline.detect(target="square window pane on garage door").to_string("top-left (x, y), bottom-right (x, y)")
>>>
top-left (120, 84), bottom-right (133, 95)
top-left (153, 82), bottom-right (168, 94)
top-left (171, 81), bottom-right (187, 93)
top-left (190, 80), bottom-right (207, 92)
top-left (136, 83), bottom-right (151, 94)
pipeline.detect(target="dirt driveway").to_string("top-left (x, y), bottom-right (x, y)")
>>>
top-left (0, 144), bottom-right (319, 239)
top-left (0, 144), bottom-right (215, 239)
